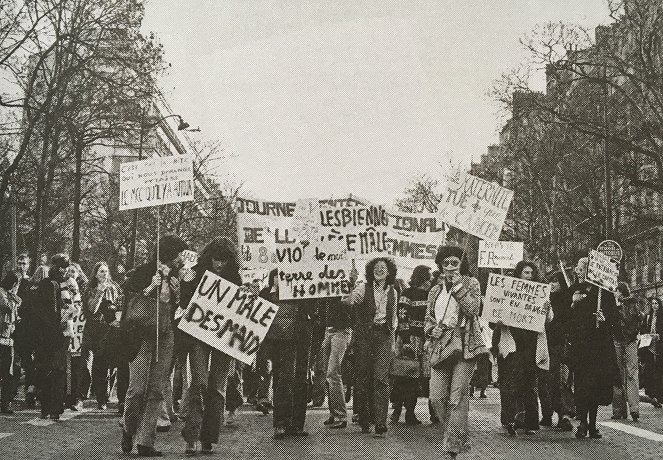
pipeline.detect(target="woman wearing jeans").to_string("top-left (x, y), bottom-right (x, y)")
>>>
top-left (425, 245), bottom-right (483, 459)
top-left (179, 237), bottom-right (242, 455)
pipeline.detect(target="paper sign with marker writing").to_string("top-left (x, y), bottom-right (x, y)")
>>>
top-left (481, 273), bottom-right (550, 333)
top-left (119, 155), bottom-right (194, 210)
top-left (178, 271), bottom-right (280, 365)
top-left (586, 249), bottom-right (619, 293)
top-left (437, 170), bottom-right (513, 241)
top-left (478, 241), bottom-right (524, 269)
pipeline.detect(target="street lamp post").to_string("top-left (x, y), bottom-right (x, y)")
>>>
top-left (127, 108), bottom-right (196, 269)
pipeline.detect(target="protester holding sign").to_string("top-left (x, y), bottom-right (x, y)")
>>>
top-left (177, 237), bottom-right (242, 455)
top-left (425, 245), bottom-right (485, 458)
top-left (343, 257), bottom-right (399, 438)
top-left (79, 262), bottom-right (124, 411)
top-left (260, 269), bottom-right (314, 440)
top-left (494, 261), bottom-right (551, 436)
top-left (0, 272), bottom-right (21, 414)
top-left (610, 282), bottom-right (642, 422)
top-left (640, 297), bottom-right (663, 409)
top-left (121, 235), bottom-right (188, 457)
top-left (568, 256), bottom-right (619, 440)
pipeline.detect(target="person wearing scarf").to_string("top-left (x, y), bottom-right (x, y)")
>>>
top-left (120, 234), bottom-right (188, 457)
top-left (424, 245), bottom-right (485, 459)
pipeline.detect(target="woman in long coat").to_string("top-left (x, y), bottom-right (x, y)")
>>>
top-left (568, 256), bottom-right (619, 439)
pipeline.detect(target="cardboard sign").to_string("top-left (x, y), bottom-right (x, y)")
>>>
top-left (639, 334), bottom-right (654, 349)
top-left (481, 273), bottom-right (550, 333)
top-left (68, 310), bottom-right (86, 355)
top-left (181, 250), bottom-right (198, 269)
top-left (597, 240), bottom-right (623, 263)
top-left (478, 241), bottom-right (524, 269)
top-left (437, 170), bottom-right (513, 241)
top-left (119, 155), bottom-right (194, 210)
top-left (586, 249), bottom-right (619, 293)
top-left (178, 271), bottom-right (280, 365)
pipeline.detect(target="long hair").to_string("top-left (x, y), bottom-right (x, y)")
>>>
top-left (31, 265), bottom-right (49, 283)
top-left (650, 297), bottom-right (663, 314)
top-left (365, 257), bottom-right (397, 287)
top-left (197, 237), bottom-right (241, 284)
top-left (409, 265), bottom-right (431, 289)
top-left (87, 262), bottom-right (110, 291)
top-left (513, 260), bottom-right (541, 282)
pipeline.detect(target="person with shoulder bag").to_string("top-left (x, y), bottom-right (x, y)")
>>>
top-left (425, 245), bottom-right (486, 459)
top-left (120, 234), bottom-right (188, 457)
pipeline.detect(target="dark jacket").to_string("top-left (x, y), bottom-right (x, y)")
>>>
top-left (612, 296), bottom-right (642, 343)
top-left (317, 296), bottom-right (352, 330)
top-left (122, 262), bottom-right (179, 331)
top-left (546, 286), bottom-right (573, 347)
top-left (260, 288), bottom-right (313, 342)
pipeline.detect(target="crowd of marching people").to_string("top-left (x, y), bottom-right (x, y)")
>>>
top-left (1, 237), bottom-right (663, 458)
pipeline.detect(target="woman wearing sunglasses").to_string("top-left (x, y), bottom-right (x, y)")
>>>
top-left (425, 245), bottom-right (482, 459)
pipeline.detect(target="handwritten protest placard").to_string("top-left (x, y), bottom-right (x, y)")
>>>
top-left (437, 170), bottom-right (513, 241)
top-left (586, 249), bottom-right (619, 293)
top-left (478, 241), bottom-right (524, 269)
top-left (181, 250), bottom-right (198, 269)
top-left (178, 271), bottom-right (280, 365)
top-left (237, 196), bottom-right (447, 291)
top-left (277, 239), bottom-right (352, 300)
top-left (481, 273), bottom-right (550, 333)
top-left (119, 155), bottom-right (194, 210)
top-left (68, 310), bottom-right (85, 355)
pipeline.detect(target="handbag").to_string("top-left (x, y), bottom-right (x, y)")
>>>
top-left (429, 327), bottom-right (463, 369)
top-left (390, 342), bottom-right (420, 378)
top-left (96, 322), bottom-right (143, 365)
top-left (428, 287), bottom-right (463, 369)
top-left (124, 292), bottom-right (170, 335)
top-left (390, 356), bottom-right (421, 378)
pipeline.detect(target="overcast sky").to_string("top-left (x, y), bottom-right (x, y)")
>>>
top-left (142, 0), bottom-right (610, 205)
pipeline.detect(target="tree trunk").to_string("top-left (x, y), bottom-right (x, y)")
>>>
top-left (71, 136), bottom-right (83, 262)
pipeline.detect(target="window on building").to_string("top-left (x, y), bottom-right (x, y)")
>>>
top-left (648, 241), bottom-right (657, 284)
top-left (636, 247), bottom-right (644, 286)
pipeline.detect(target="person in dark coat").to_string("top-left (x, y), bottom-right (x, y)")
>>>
top-left (538, 272), bottom-right (574, 431)
top-left (260, 269), bottom-right (314, 439)
top-left (33, 254), bottom-right (79, 421)
top-left (568, 256), bottom-right (619, 439)
top-left (641, 297), bottom-right (663, 407)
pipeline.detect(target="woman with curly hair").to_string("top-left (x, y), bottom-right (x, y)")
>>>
top-left (425, 245), bottom-right (484, 459)
top-left (343, 257), bottom-right (399, 438)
